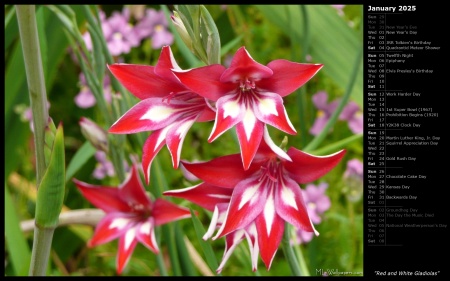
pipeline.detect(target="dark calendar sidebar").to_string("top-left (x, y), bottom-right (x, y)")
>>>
top-left (364, 2), bottom-right (447, 278)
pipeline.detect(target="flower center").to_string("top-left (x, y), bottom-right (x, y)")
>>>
top-left (239, 78), bottom-right (256, 92)
top-left (307, 202), bottom-right (317, 210)
top-left (259, 160), bottom-right (280, 183)
top-left (113, 32), bottom-right (123, 40)
top-left (154, 24), bottom-right (164, 32)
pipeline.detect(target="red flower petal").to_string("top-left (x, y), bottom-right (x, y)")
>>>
top-left (163, 182), bottom-right (233, 212)
top-left (252, 91), bottom-right (296, 135)
top-left (255, 198), bottom-right (285, 270)
top-left (220, 46), bottom-right (273, 83)
top-left (108, 64), bottom-right (185, 100)
top-left (283, 149), bottom-right (346, 184)
top-left (154, 46), bottom-right (182, 84)
top-left (216, 229), bottom-right (246, 274)
top-left (258, 61), bottom-right (323, 97)
top-left (173, 65), bottom-right (234, 101)
top-left (166, 116), bottom-right (197, 169)
top-left (142, 128), bottom-right (169, 184)
top-left (135, 219), bottom-right (159, 254)
top-left (88, 212), bottom-right (136, 247)
top-left (118, 165), bottom-right (152, 209)
top-left (275, 175), bottom-right (316, 233)
top-left (116, 225), bottom-right (139, 274)
top-left (73, 179), bottom-right (130, 213)
top-left (152, 198), bottom-right (193, 226)
top-left (108, 98), bottom-right (186, 134)
top-left (208, 94), bottom-right (245, 142)
top-left (215, 176), bottom-right (269, 238)
top-left (181, 154), bottom-right (258, 188)
top-left (235, 114), bottom-right (264, 170)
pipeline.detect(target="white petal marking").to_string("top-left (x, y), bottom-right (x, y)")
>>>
top-left (155, 125), bottom-right (172, 151)
top-left (281, 182), bottom-right (298, 210)
top-left (208, 194), bottom-right (232, 200)
top-left (257, 97), bottom-right (278, 116)
top-left (109, 218), bottom-right (131, 230)
top-left (203, 206), bottom-right (220, 240)
top-left (140, 105), bottom-right (177, 122)
top-left (242, 108), bottom-right (257, 141)
top-left (124, 227), bottom-right (137, 250)
top-left (238, 182), bottom-right (261, 210)
top-left (223, 99), bottom-right (241, 119)
top-left (263, 191), bottom-right (276, 235)
top-left (175, 119), bottom-right (195, 138)
top-left (139, 221), bottom-right (152, 235)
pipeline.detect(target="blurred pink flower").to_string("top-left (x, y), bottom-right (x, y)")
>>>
top-left (92, 151), bottom-right (131, 180)
top-left (74, 73), bottom-right (112, 109)
top-left (340, 101), bottom-right (363, 134)
top-left (310, 91), bottom-right (363, 136)
top-left (83, 8), bottom-right (140, 56)
top-left (134, 8), bottom-right (174, 49)
top-left (292, 183), bottom-right (331, 245)
top-left (92, 151), bottom-right (116, 179)
top-left (331, 5), bottom-right (345, 16)
top-left (343, 158), bottom-right (363, 202)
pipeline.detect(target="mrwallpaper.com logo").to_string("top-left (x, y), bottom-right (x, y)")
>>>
top-left (316, 268), bottom-right (363, 276)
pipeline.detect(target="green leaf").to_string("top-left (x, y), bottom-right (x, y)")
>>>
top-left (35, 123), bottom-right (65, 228)
top-left (221, 34), bottom-right (243, 56)
top-left (4, 184), bottom-right (31, 276)
top-left (190, 209), bottom-right (219, 274)
top-left (309, 133), bottom-right (363, 155)
top-left (65, 141), bottom-right (96, 182)
top-left (200, 5), bottom-right (221, 65)
top-left (175, 223), bottom-right (198, 276)
top-left (5, 5), bottom-right (19, 51)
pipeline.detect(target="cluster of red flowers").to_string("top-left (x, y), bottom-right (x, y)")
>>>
top-left (73, 45), bottom-right (345, 274)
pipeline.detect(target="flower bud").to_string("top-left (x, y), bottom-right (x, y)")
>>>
top-left (171, 11), bottom-right (193, 52)
top-left (79, 117), bottom-right (108, 153)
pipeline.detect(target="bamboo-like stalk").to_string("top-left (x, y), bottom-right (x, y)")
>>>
top-left (16, 6), bottom-right (66, 276)
top-left (16, 5), bottom-right (48, 186)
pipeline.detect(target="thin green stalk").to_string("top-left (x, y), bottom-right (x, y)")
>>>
top-left (155, 227), bottom-right (168, 276)
top-left (294, 244), bottom-right (310, 276)
top-left (309, 133), bottom-right (363, 155)
top-left (16, 5), bottom-right (48, 186)
top-left (282, 223), bottom-right (302, 276)
top-left (304, 47), bottom-right (363, 152)
top-left (28, 228), bottom-right (54, 275)
top-left (296, 5), bottom-right (311, 147)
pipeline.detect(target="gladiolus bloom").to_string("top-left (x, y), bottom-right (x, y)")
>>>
top-left (164, 139), bottom-right (345, 272)
top-left (108, 45), bottom-right (215, 184)
top-left (173, 46), bottom-right (323, 169)
top-left (73, 165), bottom-right (192, 274)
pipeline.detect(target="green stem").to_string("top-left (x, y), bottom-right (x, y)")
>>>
top-left (282, 223), bottom-right (303, 276)
top-left (16, 5), bottom-right (55, 276)
top-left (28, 227), bottom-right (55, 276)
top-left (297, 5), bottom-right (311, 147)
top-left (16, 5), bottom-right (48, 186)
top-left (304, 47), bottom-right (363, 152)
top-left (294, 244), bottom-right (310, 276)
